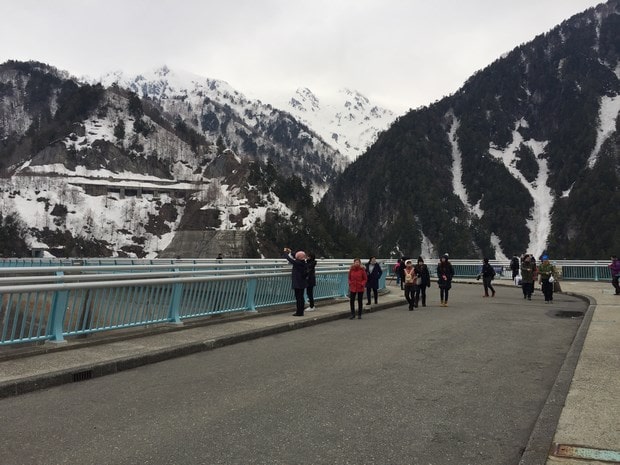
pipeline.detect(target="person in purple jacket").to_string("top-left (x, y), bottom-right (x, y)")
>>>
top-left (283, 247), bottom-right (308, 316)
top-left (609, 255), bottom-right (620, 295)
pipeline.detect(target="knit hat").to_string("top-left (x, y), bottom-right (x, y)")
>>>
top-left (405, 259), bottom-right (413, 266)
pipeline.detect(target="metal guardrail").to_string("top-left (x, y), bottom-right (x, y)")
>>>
top-left (383, 259), bottom-right (614, 282)
top-left (0, 257), bottom-right (614, 346)
top-left (0, 260), bottom-right (389, 346)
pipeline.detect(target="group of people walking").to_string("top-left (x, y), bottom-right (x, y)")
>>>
top-left (283, 248), bottom-right (383, 318)
top-left (512, 253), bottom-right (559, 303)
top-left (395, 254), bottom-right (455, 307)
top-left (284, 249), bottom-right (620, 318)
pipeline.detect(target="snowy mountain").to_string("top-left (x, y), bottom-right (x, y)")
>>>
top-left (97, 67), bottom-right (348, 196)
top-left (0, 61), bottom-right (333, 258)
top-left (322, 0), bottom-right (620, 259)
top-left (271, 87), bottom-right (396, 161)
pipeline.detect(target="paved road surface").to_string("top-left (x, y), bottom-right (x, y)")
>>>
top-left (0, 284), bottom-right (587, 465)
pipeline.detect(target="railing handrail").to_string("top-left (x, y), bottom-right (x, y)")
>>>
top-left (0, 268), bottom-right (350, 292)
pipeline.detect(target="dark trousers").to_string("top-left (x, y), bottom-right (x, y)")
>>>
top-left (350, 292), bottom-right (363, 315)
top-left (306, 286), bottom-right (315, 307)
top-left (294, 288), bottom-right (305, 315)
top-left (366, 287), bottom-right (378, 304)
top-left (404, 285), bottom-right (415, 309)
top-left (612, 275), bottom-right (620, 294)
top-left (413, 285), bottom-right (426, 306)
top-left (440, 287), bottom-right (450, 302)
top-left (483, 277), bottom-right (495, 296)
top-left (541, 279), bottom-right (554, 302)
top-left (522, 281), bottom-right (533, 299)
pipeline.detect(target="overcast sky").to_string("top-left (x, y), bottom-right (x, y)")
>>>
top-left (0, 0), bottom-right (605, 113)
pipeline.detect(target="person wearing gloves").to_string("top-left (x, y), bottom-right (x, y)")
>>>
top-left (283, 247), bottom-right (308, 316)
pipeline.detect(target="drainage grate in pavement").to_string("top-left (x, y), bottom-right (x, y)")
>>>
top-left (72, 370), bottom-right (93, 382)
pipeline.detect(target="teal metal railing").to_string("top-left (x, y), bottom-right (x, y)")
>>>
top-left (2, 257), bottom-right (610, 346)
top-left (0, 261), bottom-right (373, 346)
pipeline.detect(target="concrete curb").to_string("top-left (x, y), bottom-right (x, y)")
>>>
top-left (518, 293), bottom-right (595, 465)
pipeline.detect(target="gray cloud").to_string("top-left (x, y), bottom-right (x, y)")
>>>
top-left (0, 0), bottom-right (603, 112)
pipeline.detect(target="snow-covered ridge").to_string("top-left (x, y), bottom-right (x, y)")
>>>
top-left (96, 66), bottom-right (350, 186)
top-left (272, 87), bottom-right (397, 161)
top-left (99, 66), bottom-right (395, 164)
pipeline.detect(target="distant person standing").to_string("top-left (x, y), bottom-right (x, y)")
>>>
top-left (510, 255), bottom-right (520, 279)
top-left (538, 255), bottom-right (557, 303)
top-left (283, 247), bottom-right (308, 316)
top-left (436, 254), bottom-right (455, 307)
top-left (609, 255), bottom-right (620, 295)
top-left (477, 258), bottom-right (496, 297)
top-left (306, 252), bottom-right (317, 311)
top-left (403, 259), bottom-right (418, 310)
top-left (413, 257), bottom-right (431, 307)
top-left (365, 256), bottom-right (383, 305)
top-left (397, 257), bottom-right (406, 290)
top-left (520, 255), bottom-right (536, 300)
top-left (348, 258), bottom-right (368, 319)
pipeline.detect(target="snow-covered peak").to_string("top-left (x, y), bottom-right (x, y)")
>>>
top-left (274, 87), bottom-right (396, 161)
top-left (100, 66), bottom-right (240, 104)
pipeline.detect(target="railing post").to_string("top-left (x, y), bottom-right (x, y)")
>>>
top-left (594, 261), bottom-right (599, 281)
top-left (48, 271), bottom-right (68, 343)
top-left (246, 277), bottom-right (258, 312)
top-left (167, 270), bottom-right (183, 324)
top-left (339, 266), bottom-right (349, 297)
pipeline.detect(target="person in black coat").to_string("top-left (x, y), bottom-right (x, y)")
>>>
top-left (413, 256), bottom-right (431, 307)
top-left (477, 258), bottom-right (496, 297)
top-left (305, 252), bottom-right (317, 311)
top-left (436, 254), bottom-right (455, 307)
top-left (283, 247), bottom-right (308, 316)
top-left (365, 256), bottom-right (383, 305)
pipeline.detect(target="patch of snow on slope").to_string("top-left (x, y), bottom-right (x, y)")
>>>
top-left (420, 231), bottom-right (436, 260)
top-left (488, 119), bottom-right (551, 257)
top-left (587, 94), bottom-right (620, 169)
top-left (0, 176), bottom-right (184, 258)
top-left (489, 234), bottom-right (509, 262)
top-left (447, 113), bottom-right (483, 220)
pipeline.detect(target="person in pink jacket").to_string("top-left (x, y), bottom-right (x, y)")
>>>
top-left (348, 258), bottom-right (368, 319)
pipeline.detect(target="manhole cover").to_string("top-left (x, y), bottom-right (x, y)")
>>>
top-left (555, 311), bottom-right (584, 318)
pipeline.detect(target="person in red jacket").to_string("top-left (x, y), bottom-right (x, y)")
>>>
top-left (348, 258), bottom-right (368, 319)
